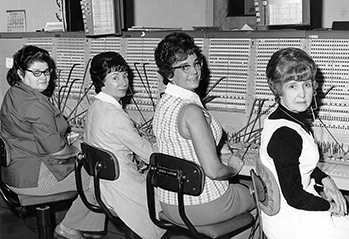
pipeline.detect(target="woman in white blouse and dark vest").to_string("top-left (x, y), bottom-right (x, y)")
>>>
top-left (152, 32), bottom-right (254, 226)
top-left (260, 47), bottom-right (349, 238)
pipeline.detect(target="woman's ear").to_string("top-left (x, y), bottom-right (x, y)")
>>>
top-left (17, 69), bottom-right (24, 80)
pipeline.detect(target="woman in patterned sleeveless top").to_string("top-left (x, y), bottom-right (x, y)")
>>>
top-left (153, 32), bottom-right (254, 226)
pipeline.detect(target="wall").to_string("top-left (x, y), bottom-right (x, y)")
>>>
top-left (323, 0), bottom-right (349, 28)
top-left (133, 0), bottom-right (213, 30)
top-left (0, 38), bottom-right (25, 103)
top-left (0, 0), bottom-right (59, 32)
top-left (0, 0), bottom-right (212, 32)
top-left (1, 0), bottom-right (349, 32)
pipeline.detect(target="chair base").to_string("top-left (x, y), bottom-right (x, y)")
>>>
top-left (36, 205), bottom-right (55, 239)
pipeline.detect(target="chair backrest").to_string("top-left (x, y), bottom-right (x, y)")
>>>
top-left (79, 142), bottom-right (119, 180)
top-left (0, 133), bottom-right (11, 167)
top-left (251, 160), bottom-right (280, 216)
top-left (75, 142), bottom-right (120, 222)
top-left (0, 133), bottom-right (21, 208)
top-left (148, 152), bottom-right (205, 196)
top-left (146, 152), bottom-right (205, 237)
top-left (250, 169), bottom-right (265, 212)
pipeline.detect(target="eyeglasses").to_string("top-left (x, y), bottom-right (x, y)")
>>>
top-left (26, 68), bottom-right (52, 77)
top-left (171, 61), bottom-right (202, 73)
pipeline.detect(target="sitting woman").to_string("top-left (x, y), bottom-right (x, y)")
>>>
top-left (0, 45), bottom-right (105, 239)
top-left (260, 47), bottom-right (349, 239)
top-left (85, 51), bottom-right (165, 239)
top-left (153, 32), bottom-right (254, 226)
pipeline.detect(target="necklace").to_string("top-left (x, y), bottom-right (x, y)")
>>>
top-left (279, 107), bottom-right (306, 127)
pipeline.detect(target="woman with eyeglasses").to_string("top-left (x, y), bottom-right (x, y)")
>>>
top-left (153, 32), bottom-right (254, 226)
top-left (85, 51), bottom-right (165, 239)
top-left (0, 45), bottom-right (106, 239)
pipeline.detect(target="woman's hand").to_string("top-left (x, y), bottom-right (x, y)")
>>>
top-left (322, 176), bottom-right (347, 216)
top-left (51, 144), bottom-right (79, 159)
top-left (220, 148), bottom-right (243, 176)
top-left (226, 154), bottom-right (244, 175)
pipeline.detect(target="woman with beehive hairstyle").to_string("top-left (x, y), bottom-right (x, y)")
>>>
top-left (260, 47), bottom-right (349, 239)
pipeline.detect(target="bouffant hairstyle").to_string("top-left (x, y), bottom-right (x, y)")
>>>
top-left (89, 51), bottom-right (129, 93)
top-left (154, 32), bottom-right (203, 85)
top-left (266, 47), bottom-right (317, 102)
top-left (7, 45), bottom-right (57, 97)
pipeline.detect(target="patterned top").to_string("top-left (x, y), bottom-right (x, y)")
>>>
top-left (153, 84), bottom-right (229, 205)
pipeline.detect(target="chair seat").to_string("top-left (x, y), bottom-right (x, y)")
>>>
top-left (18, 191), bottom-right (77, 206)
top-left (159, 211), bottom-right (254, 238)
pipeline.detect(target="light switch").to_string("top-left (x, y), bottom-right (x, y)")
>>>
top-left (5, 57), bottom-right (13, 69)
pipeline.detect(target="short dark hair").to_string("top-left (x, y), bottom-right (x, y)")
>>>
top-left (7, 45), bottom-right (57, 97)
top-left (266, 47), bottom-right (317, 102)
top-left (154, 32), bottom-right (203, 85)
top-left (89, 51), bottom-right (129, 93)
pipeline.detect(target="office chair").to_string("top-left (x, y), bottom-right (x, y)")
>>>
top-left (250, 163), bottom-right (281, 239)
top-left (146, 152), bottom-right (255, 239)
top-left (0, 134), bottom-right (77, 239)
top-left (75, 142), bottom-right (141, 239)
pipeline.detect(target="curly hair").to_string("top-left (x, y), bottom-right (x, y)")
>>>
top-left (154, 32), bottom-right (203, 85)
top-left (89, 51), bottom-right (129, 93)
top-left (266, 47), bottom-right (317, 102)
top-left (7, 45), bottom-right (57, 97)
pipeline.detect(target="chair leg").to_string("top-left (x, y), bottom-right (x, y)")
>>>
top-left (124, 229), bottom-right (142, 239)
top-left (36, 205), bottom-right (55, 239)
top-left (160, 230), bottom-right (174, 239)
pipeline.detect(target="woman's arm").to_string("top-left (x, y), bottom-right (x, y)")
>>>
top-left (50, 144), bottom-right (79, 159)
top-left (113, 113), bottom-right (154, 163)
top-left (268, 126), bottom-right (331, 211)
top-left (26, 101), bottom-right (72, 156)
top-left (180, 104), bottom-right (238, 180)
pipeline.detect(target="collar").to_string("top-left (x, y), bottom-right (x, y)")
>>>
top-left (16, 81), bottom-right (44, 97)
top-left (94, 92), bottom-right (122, 109)
top-left (272, 104), bottom-right (312, 133)
top-left (15, 82), bottom-right (51, 104)
top-left (165, 83), bottom-right (203, 107)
